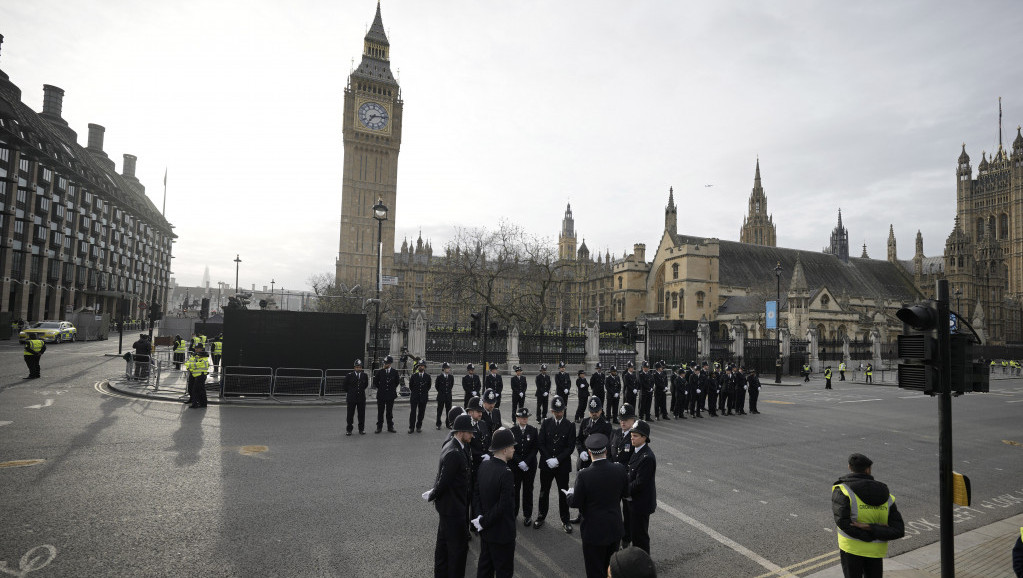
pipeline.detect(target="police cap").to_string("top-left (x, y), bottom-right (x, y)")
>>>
top-left (452, 414), bottom-right (475, 433)
top-left (513, 365), bottom-right (522, 372)
top-left (483, 389), bottom-right (498, 404)
top-left (577, 369), bottom-right (586, 376)
top-left (441, 362), bottom-right (451, 370)
top-left (619, 403), bottom-right (637, 419)
top-left (653, 361), bottom-right (663, 369)
top-left (558, 361), bottom-right (566, 368)
top-left (466, 396), bottom-right (483, 412)
top-left (466, 363), bottom-right (475, 371)
top-left (595, 362), bottom-right (603, 370)
top-left (630, 419), bottom-right (651, 440)
top-left (641, 360), bottom-right (650, 368)
top-left (515, 407), bottom-right (531, 418)
top-left (585, 433), bottom-right (609, 452)
top-left (551, 396), bottom-right (566, 412)
top-left (384, 355), bottom-right (394, 365)
top-left (539, 363), bottom-right (548, 371)
top-left (626, 361), bottom-right (635, 368)
top-left (587, 396), bottom-right (602, 412)
top-left (354, 359), bottom-right (363, 368)
top-left (489, 427), bottom-right (515, 451)
top-left (447, 406), bottom-right (465, 424)
top-left (610, 365), bottom-right (618, 372)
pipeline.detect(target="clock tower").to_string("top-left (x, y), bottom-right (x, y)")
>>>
top-left (336, 2), bottom-right (403, 290)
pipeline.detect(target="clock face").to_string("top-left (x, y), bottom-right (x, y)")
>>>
top-left (358, 101), bottom-right (389, 130)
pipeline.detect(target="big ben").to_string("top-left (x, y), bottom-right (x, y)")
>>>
top-left (336, 2), bottom-right (403, 290)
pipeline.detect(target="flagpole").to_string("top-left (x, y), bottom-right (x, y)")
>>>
top-left (162, 167), bottom-right (167, 216)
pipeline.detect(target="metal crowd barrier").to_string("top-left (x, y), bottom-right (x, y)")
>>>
top-left (272, 368), bottom-right (324, 396)
top-left (221, 366), bottom-right (274, 398)
top-left (123, 355), bottom-right (158, 387)
top-left (323, 369), bottom-right (351, 396)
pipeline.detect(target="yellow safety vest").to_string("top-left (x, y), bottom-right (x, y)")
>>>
top-left (839, 363), bottom-right (846, 371)
top-left (200, 335), bottom-right (208, 346)
top-left (24, 339), bottom-right (44, 356)
top-left (185, 356), bottom-right (210, 377)
top-left (824, 368), bottom-right (832, 379)
top-left (212, 340), bottom-right (223, 354)
top-left (174, 339), bottom-right (187, 353)
top-left (865, 365), bottom-right (873, 376)
top-left (833, 483), bottom-right (893, 558)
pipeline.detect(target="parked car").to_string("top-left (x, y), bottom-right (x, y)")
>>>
top-left (19, 321), bottom-right (77, 343)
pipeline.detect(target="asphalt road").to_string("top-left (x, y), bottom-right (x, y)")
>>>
top-left (1, 340), bottom-right (1022, 577)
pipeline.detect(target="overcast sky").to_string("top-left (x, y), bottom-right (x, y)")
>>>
top-left (2, 1), bottom-right (1021, 292)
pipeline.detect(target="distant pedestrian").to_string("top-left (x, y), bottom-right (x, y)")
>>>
top-left (462, 364), bottom-right (481, 408)
top-left (484, 363), bottom-right (504, 408)
top-left (374, 355), bottom-right (399, 433)
top-left (172, 335), bottom-right (187, 370)
top-left (574, 369), bottom-right (590, 423)
top-left (22, 336), bottom-right (46, 379)
top-left (509, 365), bottom-right (527, 416)
top-left (605, 365), bottom-right (622, 421)
top-left (132, 334), bottom-right (151, 379)
top-left (839, 361), bottom-right (847, 381)
top-left (534, 364), bottom-right (551, 421)
top-left (864, 363), bottom-right (873, 384)
top-left (424, 414), bottom-right (474, 578)
top-left (831, 453), bottom-right (905, 578)
top-left (802, 363), bottom-right (811, 383)
top-left (747, 369), bottom-right (761, 414)
top-left (408, 361), bottom-right (431, 434)
top-left (343, 359), bottom-right (369, 435)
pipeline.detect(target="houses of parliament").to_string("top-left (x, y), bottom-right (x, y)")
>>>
top-left (335, 4), bottom-right (1023, 346)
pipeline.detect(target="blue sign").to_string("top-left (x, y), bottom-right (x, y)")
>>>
top-left (950, 313), bottom-right (958, 334)
top-left (766, 301), bottom-right (778, 330)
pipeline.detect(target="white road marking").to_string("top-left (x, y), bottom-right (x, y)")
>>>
top-left (24, 399), bottom-right (54, 409)
top-left (1006, 400), bottom-right (1023, 403)
top-left (515, 531), bottom-right (571, 576)
top-left (789, 513), bottom-right (798, 518)
top-left (823, 527), bottom-right (833, 532)
top-left (759, 500), bottom-right (768, 504)
top-left (0, 421), bottom-right (11, 427)
top-left (839, 398), bottom-right (882, 403)
top-left (898, 395), bottom-right (931, 399)
top-left (657, 501), bottom-right (792, 576)
top-left (733, 489), bottom-right (740, 493)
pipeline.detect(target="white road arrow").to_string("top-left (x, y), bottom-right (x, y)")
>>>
top-left (25, 399), bottom-right (54, 409)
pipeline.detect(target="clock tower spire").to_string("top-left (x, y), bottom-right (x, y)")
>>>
top-left (336, 1), bottom-right (404, 291)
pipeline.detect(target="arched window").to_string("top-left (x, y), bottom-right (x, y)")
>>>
top-left (617, 276), bottom-right (623, 289)
top-left (821, 294), bottom-right (830, 307)
top-left (989, 215), bottom-right (996, 235)
top-left (672, 263), bottom-right (679, 280)
top-left (671, 292), bottom-right (678, 309)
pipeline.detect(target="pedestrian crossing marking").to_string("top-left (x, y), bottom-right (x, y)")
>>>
top-left (753, 549), bottom-right (840, 577)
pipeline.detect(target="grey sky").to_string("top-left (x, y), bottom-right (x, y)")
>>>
top-left (2, 1), bottom-right (1020, 291)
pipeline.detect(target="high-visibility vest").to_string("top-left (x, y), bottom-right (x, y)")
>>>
top-left (866, 365), bottom-right (873, 375)
top-left (824, 368), bottom-right (832, 379)
top-left (174, 339), bottom-right (187, 353)
top-left (185, 356), bottom-right (210, 377)
top-left (833, 483), bottom-right (893, 558)
top-left (200, 335), bottom-right (208, 346)
top-left (211, 340), bottom-right (223, 355)
top-left (839, 363), bottom-right (847, 371)
top-left (191, 336), bottom-right (202, 348)
top-left (803, 365), bottom-right (810, 372)
top-left (24, 339), bottom-right (44, 356)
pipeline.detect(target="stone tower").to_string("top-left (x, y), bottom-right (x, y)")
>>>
top-left (739, 158), bottom-right (777, 247)
top-left (335, 2), bottom-right (404, 289)
top-left (665, 187), bottom-right (677, 237)
top-left (559, 203), bottom-right (577, 261)
top-left (887, 225), bottom-right (897, 263)
top-left (824, 209), bottom-right (849, 263)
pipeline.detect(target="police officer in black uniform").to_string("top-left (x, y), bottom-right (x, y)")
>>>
top-left (747, 369), bottom-right (762, 414)
top-left (590, 362), bottom-right (606, 408)
top-left (626, 419), bottom-right (657, 554)
top-left (435, 362), bottom-right (456, 429)
top-left (510, 407), bottom-right (539, 527)
top-left (466, 396), bottom-right (492, 526)
top-left (566, 433), bottom-right (629, 578)
top-left (481, 389), bottom-right (503, 431)
top-left (535, 396), bottom-right (576, 533)
top-left (720, 365), bottom-right (734, 415)
top-left (706, 366), bottom-right (719, 417)
top-left (374, 355), bottom-right (400, 433)
top-left (637, 361), bottom-right (654, 421)
top-left (473, 427), bottom-right (518, 578)
top-left (576, 396), bottom-right (612, 472)
top-left (653, 361), bottom-right (670, 420)
top-left (734, 366), bottom-right (748, 415)
top-left (484, 363), bottom-right (504, 408)
top-left (689, 365), bottom-right (705, 418)
top-left (609, 403), bottom-right (637, 548)
top-left (425, 413), bottom-right (474, 578)
top-left (344, 359), bottom-right (370, 435)
top-left (462, 363), bottom-right (481, 408)
top-left (534, 363), bottom-right (552, 422)
top-left (573, 369), bottom-right (590, 423)
top-left (554, 361), bottom-right (572, 407)
top-left (605, 365), bottom-right (622, 421)
top-left (623, 361), bottom-right (638, 407)
top-left (409, 360), bottom-right (431, 434)
top-left (509, 365), bottom-right (527, 416)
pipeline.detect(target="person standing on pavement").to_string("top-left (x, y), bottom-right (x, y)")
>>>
top-left (570, 396), bottom-right (612, 525)
top-left (590, 362), bottom-right (606, 408)
top-left (481, 389), bottom-right (503, 432)
top-left (535, 396), bottom-right (576, 533)
top-left (865, 363), bottom-right (873, 384)
top-left (424, 413), bottom-right (474, 578)
top-left (374, 355), bottom-right (399, 434)
top-left (747, 369), bottom-right (762, 414)
top-left (831, 453), bottom-right (905, 578)
top-left (555, 362), bottom-right (572, 408)
top-left (733, 367), bottom-right (748, 415)
top-left (344, 359), bottom-right (369, 435)
top-left (605, 366), bottom-right (622, 421)
top-left (626, 419), bottom-right (657, 554)
top-left (172, 335), bottom-right (187, 370)
top-left (484, 363), bottom-right (504, 408)
top-left (132, 333), bottom-right (152, 380)
top-left (623, 361), bottom-right (638, 407)
top-left (409, 361), bottom-right (432, 434)
top-left (462, 364), bottom-right (481, 409)
top-left (574, 369), bottom-right (590, 423)
top-left (510, 407), bottom-right (538, 528)
top-left (534, 364), bottom-right (552, 422)
top-left (610, 403), bottom-right (637, 549)
top-left (184, 344), bottom-right (210, 408)
top-left (466, 396), bottom-right (492, 527)
top-left (472, 427), bottom-right (517, 578)
top-left (706, 368), bottom-right (719, 417)
top-left (22, 336), bottom-right (46, 379)
top-left (509, 365), bottom-right (527, 416)
top-left (637, 361), bottom-right (654, 421)
top-left (566, 433), bottom-right (629, 578)
top-left (652, 362), bottom-right (669, 420)
top-left (435, 362), bottom-right (455, 430)
top-left (839, 361), bottom-right (847, 381)
top-left (803, 362), bottom-right (812, 383)
top-left (209, 334), bottom-right (223, 375)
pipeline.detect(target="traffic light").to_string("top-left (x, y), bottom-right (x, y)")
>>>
top-left (149, 302), bottom-right (163, 321)
top-left (200, 298), bottom-right (210, 319)
top-left (489, 321), bottom-right (499, 338)
top-left (259, 299), bottom-right (268, 310)
top-left (896, 300), bottom-right (939, 395)
top-left (470, 312), bottom-right (482, 337)
top-left (238, 292), bottom-right (252, 308)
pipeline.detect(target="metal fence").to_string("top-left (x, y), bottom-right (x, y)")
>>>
top-left (850, 339), bottom-right (873, 361)
top-left (709, 338), bottom-right (734, 365)
top-left (272, 368), bottom-right (324, 396)
top-left (788, 339), bottom-right (809, 374)
top-left (819, 340), bottom-right (844, 362)
top-left (519, 332), bottom-right (585, 365)
top-left (323, 369), bottom-right (348, 396)
top-left (599, 332), bottom-right (636, 369)
top-left (743, 339), bottom-right (779, 374)
top-left (648, 331), bottom-right (698, 366)
top-left (222, 366), bottom-right (274, 397)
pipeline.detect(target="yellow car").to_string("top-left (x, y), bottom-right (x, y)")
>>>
top-left (20, 321), bottom-right (78, 343)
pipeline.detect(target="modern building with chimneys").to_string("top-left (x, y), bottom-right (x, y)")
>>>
top-left (0, 34), bottom-right (175, 323)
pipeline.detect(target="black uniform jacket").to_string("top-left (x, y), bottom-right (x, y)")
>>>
top-left (374, 367), bottom-right (400, 402)
top-left (627, 444), bottom-right (657, 515)
top-left (605, 374), bottom-right (622, 399)
top-left (534, 373), bottom-right (551, 398)
top-left (430, 436), bottom-right (471, 518)
top-left (590, 372), bottom-right (605, 398)
top-left (469, 419), bottom-right (492, 465)
top-left (638, 370), bottom-right (654, 394)
top-left (653, 370), bottom-right (668, 392)
top-left (484, 373), bottom-right (503, 396)
top-left (510, 375), bottom-right (528, 400)
top-left (831, 472), bottom-right (905, 543)
top-left (569, 459), bottom-right (629, 545)
top-left (435, 372), bottom-right (455, 400)
top-left (511, 423), bottom-right (539, 468)
top-left (482, 408), bottom-right (503, 432)
top-left (462, 374), bottom-right (482, 397)
top-left (474, 458), bottom-right (517, 544)
top-left (409, 371), bottom-right (431, 399)
top-left (538, 417), bottom-right (576, 469)
top-left (623, 371), bottom-right (638, 395)
top-left (343, 370), bottom-right (369, 402)
top-left (576, 416), bottom-right (613, 454)
top-left (555, 371), bottom-right (572, 399)
top-left (609, 427), bottom-right (633, 466)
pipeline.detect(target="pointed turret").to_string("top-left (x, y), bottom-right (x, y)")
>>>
top-left (958, 143), bottom-right (970, 165)
top-left (367, 1), bottom-right (389, 46)
top-left (790, 256), bottom-right (808, 293)
top-left (351, 1), bottom-right (396, 86)
top-left (665, 187), bottom-right (677, 236)
top-left (861, 243), bottom-right (869, 259)
top-left (739, 157), bottom-right (777, 246)
top-left (978, 151), bottom-right (989, 173)
top-left (558, 202), bottom-right (577, 261)
top-left (887, 225), bottom-right (897, 263)
top-left (754, 157), bottom-right (762, 188)
top-left (1013, 126), bottom-right (1023, 158)
top-left (915, 230), bottom-right (924, 257)
top-left (824, 209), bottom-right (850, 262)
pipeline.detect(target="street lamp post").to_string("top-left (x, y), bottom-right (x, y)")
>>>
top-left (372, 199), bottom-right (388, 370)
top-left (234, 255), bottom-right (242, 294)
top-left (775, 261), bottom-right (783, 384)
top-left (271, 279), bottom-right (275, 305)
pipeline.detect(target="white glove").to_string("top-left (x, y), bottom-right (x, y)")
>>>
top-left (580, 451), bottom-right (590, 462)
top-left (543, 392), bottom-right (548, 397)
top-left (560, 488), bottom-right (575, 498)
top-left (633, 389), bottom-right (638, 395)
top-left (482, 454), bottom-right (490, 461)
top-left (422, 490), bottom-right (432, 501)
top-left (471, 515), bottom-right (483, 532)
top-left (744, 385), bottom-right (748, 390)
top-left (518, 461), bottom-right (528, 471)
top-left (696, 389), bottom-right (701, 394)
top-left (614, 393), bottom-right (619, 398)
top-left (520, 392), bottom-right (524, 398)
top-left (545, 457), bottom-right (559, 469)
top-left (579, 385), bottom-right (586, 389)
top-left (473, 391), bottom-right (478, 397)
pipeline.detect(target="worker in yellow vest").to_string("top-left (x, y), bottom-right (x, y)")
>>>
top-left (832, 453), bottom-right (904, 577)
top-left (23, 337), bottom-right (46, 379)
top-left (864, 363), bottom-right (873, 384)
top-left (185, 344), bottom-right (211, 408)
top-left (173, 335), bottom-right (188, 370)
top-left (824, 366), bottom-right (833, 390)
top-left (209, 334), bottom-right (223, 375)
top-left (839, 361), bottom-right (847, 381)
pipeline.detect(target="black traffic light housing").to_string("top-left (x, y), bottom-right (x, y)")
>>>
top-left (470, 312), bottom-right (482, 337)
top-left (200, 298), bottom-right (210, 320)
top-left (896, 300), bottom-right (940, 331)
top-left (896, 300), bottom-right (940, 395)
top-left (489, 321), bottom-right (499, 338)
top-left (149, 302), bottom-right (163, 321)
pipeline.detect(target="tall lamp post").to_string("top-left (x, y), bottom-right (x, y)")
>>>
top-left (234, 254), bottom-right (242, 294)
top-left (953, 287), bottom-right (962, 329)
top-left (271, 278), bottom-right (275, 304)
top-left (372, 199), bottom-right (388, 370)
top-left (775, 261), bottom-right (783, 384)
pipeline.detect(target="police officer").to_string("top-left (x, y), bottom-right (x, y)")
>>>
top-left (626, 420), bottom-right (657, 554)
top-left (534, 363), bottom-right (552, 422)
top-left (721, 366), bottom-right (735, 415)
top-left (566, 433), bottom-right (629, 578)
top-left (865, 363), bottom-right (873, 384)
top-left (686, 365), bottom-right (700, 418)
top-left (839, 360), bottom-right (847, 381)
top-left (605, 365), bottom-right (622, 421)
top-left (510, 407), bottom-right (538, 527)
top-left (424, 413), bottom-right (474, 578)
top-left (22, 335), bottom-right (46, 379)
top-left (462, 364), bottom-right (481, 408)
top-left (172, 334), bottom-right (187, 370)
top-left (590, 362), bottom-right (606, 407)
top-left (481, 389), bottom-right (503, 431)
top-left (637, 361), bottom-right (654, 421)
top-left (576, 396), bottom-right (612, 473)
top-left (509, 365), bottom-right (527, 416)
top-left (653, 361), bottom-right (669, 420)
top-left (803, 362), bottom-right (812, 382)
top-left (209, 334), bottom-right (223, 375)
top-left (748, 369), bottom-right (762, 414)
top-left (374, 355), bottom-right (399, 434)
top-left (473, 427), bottom-right (518, 578)
top-left (409, 360), bottom-right (431, 434)
top-left (344, 359), bottom-right (369, 435)
top-left (706, 367), bottom-right (719, 417)
top-left (609, 403), bottom-right (637, 548)
top-left (184, 344), bottom-right (210, 408)
top-left (734, 367), bottom-right (748, 415)
top-left (435, 362), bottom-right (456, 430)
top-left (824, 365), bottom-right (833, 390)
top-left (466, 396), bottom-right (492, 526)
top-left (485, 363), bottom-right (504, 408)
top-left (574, 369), bottom-right (590, 423)
top-left (623, 361), bottom-right (638, 407)
top-left (555, 361), bottom-right (572, 406)
top-left (670, 366), bottom-right (685, 418)
top-left (535, 396), bottom-right (576, 533)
